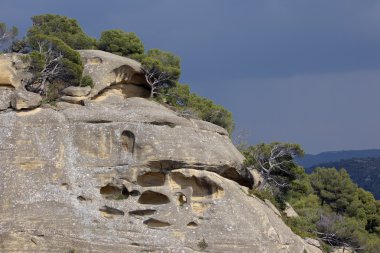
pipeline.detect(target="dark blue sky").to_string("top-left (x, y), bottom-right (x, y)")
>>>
top-left (2, 0), bottom-right (380, 153)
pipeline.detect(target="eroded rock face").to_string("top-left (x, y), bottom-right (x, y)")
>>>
top-left (0, 53), bottom-right (32, 89)
top-left (0, 97), bottom-right (321, 253)
top-left (11, 90), bottom-right (42, 110)
top-left (0, 50), bottom-right (321, 252)
top-left (79, 50), bottom-right (150, 99)
top-left (0, 51), bottom-right (150, 111)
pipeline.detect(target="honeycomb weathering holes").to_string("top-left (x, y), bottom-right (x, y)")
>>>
top-left (100, 184), bottom-right (129, 200)
top-left (170, 172), bottom-right (224, 199)
top-left (138, 190), bottom-right (170, 205)
top-left (143, 218), bottom-right (171, 228)
top-left (137, 172), bottom-right (166, 187)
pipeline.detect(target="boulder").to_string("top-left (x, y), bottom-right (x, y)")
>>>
top-left (0, 97), bottom-right (322, 252)
top-left (79, 50), bottom-right (150, 99)
top-left (60, 95), bottom-right (87, 104)
top-left (0, 53), bottom-right (32, 89)
top-left (62, 85), bottom-right (92, 97)
top-left (11, 90), bottom-right (42, 110)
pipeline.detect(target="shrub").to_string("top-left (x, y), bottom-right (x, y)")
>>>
top-left (28, 14), bottom-right (95, 49)
top-left (25, 34), bottom-right (84, 96)
top-left (98, 29), bottom-right (144, 58)
top-left (80, 75), bottom-right (94, 87)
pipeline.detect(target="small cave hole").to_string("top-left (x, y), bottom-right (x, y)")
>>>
top-left (121, 130), bottom-right (135, 153)
top-left (143, 218), bottom-right (171, 228)
top-left (130, 190), bottom-right (141, 197)
top-left (177, 193), bottom-right (187, 206)
top-left (137, 172), bottom-right (166, 187)
top-left (100, 184), bottom-right (120, 195)
top-left (99, 205), bottom-right (125, 217)
top-left (171, 172), bottom-right (224, 199)
top-left (77, 196), bottom-right (91, 202)
top-left (138, 190), bottom-right (170, 205)
top-left (128, 209), bottom-right (157, 216)
top-left (187, 221), bottom-right (198, 228)
top-left (61, 183), bottom-right (69, 190)
top-left (100, 184), bottom-right (129, 200)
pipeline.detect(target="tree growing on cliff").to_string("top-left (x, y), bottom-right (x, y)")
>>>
top-left (25, 34), bottom-right (83, 95)
top-left (0, 22), bottom-right (18, 49)
top-left (98, 29), bottom-right (144, 59)
top-left (243, 142), bottom-right (304, 191)
top-left (27, 14), bottom-right (95, 49)
top-left (141, 49), bottom-right (181, 98)
top-left (161, 82), bottom-right (235, 134)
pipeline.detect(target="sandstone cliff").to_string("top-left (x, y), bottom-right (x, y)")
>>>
top-left (0, 50), bottom-right (321, 252)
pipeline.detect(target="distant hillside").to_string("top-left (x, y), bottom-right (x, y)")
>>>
top-left (307, 157), bottom-right (380, 199)
top-left (297, 149), bottom-right (380, 168)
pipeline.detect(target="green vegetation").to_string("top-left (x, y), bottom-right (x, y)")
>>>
top-left (28, 14), bottom-right (95, 49)
top-left (80, 75), bottom-right (94, 87)
top-left (161, 82), bottom-right (235, 134)
top-left (98, 29), bottom-right (144, 58)
top-left (242, 143), bottom-right (380, 252)
top-left (141, 49), bottom-right (181, 96)
top-left (310, 157), bottom-right (380, 199)
top-left (4, 13), bottom-right (380, 253)
top-left (25, 34), bottom-right (83, 95)
top-left (6, 14), bottom-right (234, 133)
top-left (243, 142), bottom-right (304, 203)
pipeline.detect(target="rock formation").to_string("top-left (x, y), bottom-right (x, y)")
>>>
top-left (0, 50), bottom-right (321, 252)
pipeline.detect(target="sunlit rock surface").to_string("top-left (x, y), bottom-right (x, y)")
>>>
top-left (0, 50), bottom-right (321, 253)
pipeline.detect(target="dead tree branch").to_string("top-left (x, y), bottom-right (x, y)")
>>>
top-left (143, 66), bottom-right (172, 97)
top-left (26, 40), bottom-right (64, 95)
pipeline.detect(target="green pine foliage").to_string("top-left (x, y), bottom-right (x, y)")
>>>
top-left (288, 169), bottom-right (380, 252)
top-left (141, 48), bottom-right (181, 90)
top-left (28, 14), bottom-right (95, 49)
top-left (311, 157), bottom-right (380, 199)
top-left (9, 14), bottom-right (235, 133)
top-left (241, 143), bottom-right (380, 252)
top-left (27, 34), bottom-right (83, 85)
top-left (142, 49), bottom-right (181, 80)
top-left (80, 75), bottom-right (94, 87)
top-left (159, 82), bottom-right (235, 134)
top-left (98, 29), bottom-right (144, 58)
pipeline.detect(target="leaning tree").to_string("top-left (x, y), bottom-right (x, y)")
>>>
top-left (141, 49), bottom-right (181, 98)
top-left (243, 142), bottom-right (304, 191)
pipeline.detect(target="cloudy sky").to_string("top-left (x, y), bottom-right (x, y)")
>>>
top-left (1, 0), bottom-right (380, 153)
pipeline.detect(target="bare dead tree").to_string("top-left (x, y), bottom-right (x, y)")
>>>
top-left (0, 23), bottom-right (18, 49)
top-left (143, 66), bottom-right (173, 98)
top-left (251, 143), bottom-right (303, 190)
top-left (315, 213), bottom-right (363, 251)
top-left (26, 40), bottom-right (64, 95)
